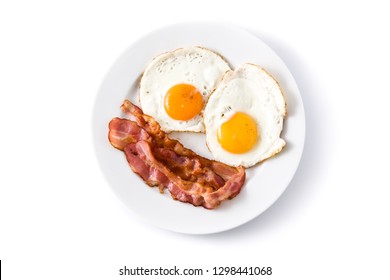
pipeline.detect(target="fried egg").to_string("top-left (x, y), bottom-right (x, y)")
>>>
top-left (139, 47), bottom-right (231, 132)
top-left (204, 63), bottom-right (287, 168)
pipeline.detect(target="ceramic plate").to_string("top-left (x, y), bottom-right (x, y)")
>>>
top-left (92, 22), bottom-right (305, 234)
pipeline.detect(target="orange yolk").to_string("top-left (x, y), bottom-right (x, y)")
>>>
top-left (217, 112), bottom-right (258, 154)
top-left (164, 84), bottom-right (203, 121)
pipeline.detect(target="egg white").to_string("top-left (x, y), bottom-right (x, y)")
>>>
top-left (204, 63), bottom-right (287, 168)
top-left (139, 47), bottom-right (231, 133)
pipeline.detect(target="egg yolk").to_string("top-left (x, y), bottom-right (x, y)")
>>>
top-left (164, 84), bottom-right (203, 121)
top-left (217, 112), bottom-right (258, 154)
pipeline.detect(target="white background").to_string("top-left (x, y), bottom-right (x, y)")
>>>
top-left (1, 1), bottom-right (389, 279)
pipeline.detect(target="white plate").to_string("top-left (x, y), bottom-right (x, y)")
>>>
top-left (92, 22), bottom-right (305, 234)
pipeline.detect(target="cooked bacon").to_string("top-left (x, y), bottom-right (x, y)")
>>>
top-left (108, 117), bottom-right (151, 150)
top-left (108, 100), bottom-right (246, 209)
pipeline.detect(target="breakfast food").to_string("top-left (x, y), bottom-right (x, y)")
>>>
top-left (108, 100), bottom-right (246, 209)
top-left (139, 47), bottom-right (231, 133)
top-left (107, 47), bottom-right (288, 209)
top-left (204, 63), bottom-right (287, 168)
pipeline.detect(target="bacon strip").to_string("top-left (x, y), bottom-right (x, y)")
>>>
top-left (108, 100), bottom-right (246, 209)
top-left (108, 117), bottom-right (151, 150)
